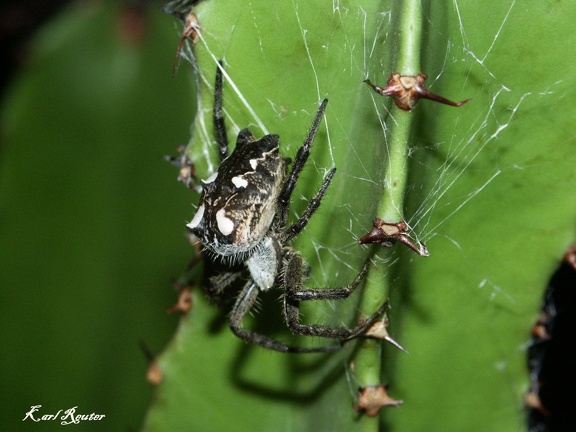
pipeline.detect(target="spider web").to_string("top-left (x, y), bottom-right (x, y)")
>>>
top-left (161, 2), bottom-right (576, 424)
top-left (170, 0), bottom-right (557, 328)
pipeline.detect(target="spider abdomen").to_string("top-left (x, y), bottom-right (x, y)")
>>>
top-left (187, 130), bottom-right (286, 256)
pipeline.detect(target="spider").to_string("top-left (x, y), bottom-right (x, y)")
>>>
top-left (186, 61), bottom-right (386, 353)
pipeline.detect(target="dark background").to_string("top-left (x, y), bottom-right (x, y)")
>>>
top-left (0, 1), bottom-right (196, 430)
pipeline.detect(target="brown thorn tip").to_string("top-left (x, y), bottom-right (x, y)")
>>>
top-left (354, 385), bottom-right (404, 416)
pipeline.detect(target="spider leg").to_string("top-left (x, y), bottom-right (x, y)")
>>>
top-left (283, 255), bottom-right (387, 340)
top-left (281, 167), bottom-right (336, 243)
top-left (204, 270), bottom-right (243, 304)
top-left (229, 280), bottom-right (342, 353)
top-left (277, 98), bottom-right (328, 225)
top-left (213, 60), bottom-right (229, 162)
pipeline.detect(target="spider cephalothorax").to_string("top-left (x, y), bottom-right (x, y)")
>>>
top-left (186, 61), bottom-right (385, 353)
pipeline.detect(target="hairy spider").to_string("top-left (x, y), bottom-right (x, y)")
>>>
top-left (186, 61), bottom-right (386, 353)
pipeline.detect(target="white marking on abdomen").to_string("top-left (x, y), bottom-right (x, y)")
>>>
top-left (231, 175), bottom-right (248, 188)
top-left (187, 204), bottom-right (205, 230)
top-left (216, 208), bottom-right (234, 235)
top-left (202, 171), bottom-right (218, 184)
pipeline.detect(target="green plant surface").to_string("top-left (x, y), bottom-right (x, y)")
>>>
top-left (0, 2), bottom-right (195, 430)
top-left (144, 1), bottom-right (576, 431)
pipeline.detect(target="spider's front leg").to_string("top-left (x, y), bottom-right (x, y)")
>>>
top-left (281, 167), bottom-right (336, 244)
top-left (213, 60), bottom-right (229, 162)
top-left (276, 98), bottom-right (328, 228)
top-left (282, 252), bottom-right (387, 341)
